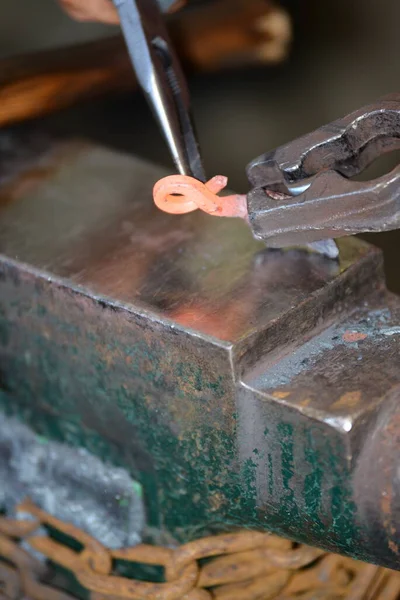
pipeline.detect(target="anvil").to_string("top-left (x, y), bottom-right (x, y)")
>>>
top-left (0, 131), bottom-right (399, 568)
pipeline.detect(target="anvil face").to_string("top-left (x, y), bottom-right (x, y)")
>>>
top-left (0, 140), bottom-right (345, 344)
top-left (0, 136), bottom-right (399, 568)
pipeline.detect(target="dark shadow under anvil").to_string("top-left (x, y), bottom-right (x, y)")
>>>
top-left (0, 135), bottom-right (399, 568)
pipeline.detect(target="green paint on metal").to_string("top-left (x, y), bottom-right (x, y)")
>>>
top-left (36, 305), bottom-right (47, 318)
top-left (303, 429), bottom-right (323, 530)
top-left (0, 249), bottom-right (386, 564)
top-left (239, 456), bottom-right (258, 521)
top-left (263, 426), bottom-right (274, 497)
top-left (0, 306), bottom-right (10, 346)
top-left (277, 422), bottom-right (299, 521)
top-left (268, 454), bottom-right (274, 497)
top-left (132, 481), bottom-right (143, 499)
top-left (326, 438), bottom-right (360, 552)
top-left (36, 434), bottom-right (49, 445)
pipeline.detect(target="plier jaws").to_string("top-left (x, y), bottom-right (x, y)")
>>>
top-left (246, 94), bottom-right (400, 247)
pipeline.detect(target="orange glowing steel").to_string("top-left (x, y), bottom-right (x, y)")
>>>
top-left (153, 174), bottom-right (248, 219)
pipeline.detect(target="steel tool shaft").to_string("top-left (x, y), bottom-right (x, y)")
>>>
top-left (114, 0), bottom-right (205, 181)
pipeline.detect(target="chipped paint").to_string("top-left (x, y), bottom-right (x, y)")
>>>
top-left (342, 331), bottom-right (368, 343)
top-left (331, 391), bottom-right (362, 410)
top-left (272, 391), bottom-right (291, 399)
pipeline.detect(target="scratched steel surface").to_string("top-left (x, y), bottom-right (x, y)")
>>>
top-left (0, 138), bottom-right (370, 345)
top-left (245, 302), bottom-right (400, 417)
top-left (0, 133), bottom-right (399, 569)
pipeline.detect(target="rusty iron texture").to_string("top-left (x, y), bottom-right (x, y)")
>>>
top-left (0, 132), bottom-right (399, 568)
top-left (0, 499), bottom-right (400, 600)
top-left (246, 93), bottom-right (400, 247)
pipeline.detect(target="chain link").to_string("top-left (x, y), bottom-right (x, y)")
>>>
top-left (0, 498), bottom-right (399, 600)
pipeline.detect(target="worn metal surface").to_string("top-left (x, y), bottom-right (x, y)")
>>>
top-left (238, 302), bottom-right (400, 554)
top-left (0, 132), bottom-right (399, 568)
top-left (246, 93), bottom-right (400, 246)
top-left (1, 500), bottom-right (400, 600)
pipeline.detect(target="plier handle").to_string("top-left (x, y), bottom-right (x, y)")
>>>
top-left (246, 94), bottom-right (400, 247)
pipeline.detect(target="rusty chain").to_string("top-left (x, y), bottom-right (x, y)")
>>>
top-left (0, 498), bottom-right (399, 600)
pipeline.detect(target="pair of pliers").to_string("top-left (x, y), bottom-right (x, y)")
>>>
top-left (113, 0), bottom-right (205, 182)
top-left (246, 94), bottom-right (400, 249)
top-left (110, 6), bottom-right (400, 258)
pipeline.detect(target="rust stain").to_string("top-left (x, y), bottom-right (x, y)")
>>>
top-left (331, 391), bottom-right (361, 409)
top-left (272, 391), bottom-right (291, 399)
top-left (381, 490), bottom-right (390, 516)
top-left (299, 398), bottom-right (312, 407)
top-left (342, 331), bottom-right (368, 343)
top-left (209, 492), bottom-right (224, 511)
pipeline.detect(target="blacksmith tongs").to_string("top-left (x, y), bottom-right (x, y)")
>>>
top-left (113, 0), bottom-right (205, 182)
top-left (246, 94), bottom-right (400, 249)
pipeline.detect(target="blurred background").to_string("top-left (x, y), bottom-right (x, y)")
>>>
top-left (0, 0), bottom-right (399, 289)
